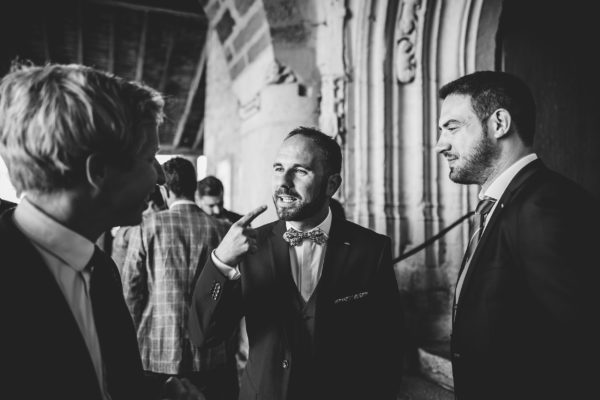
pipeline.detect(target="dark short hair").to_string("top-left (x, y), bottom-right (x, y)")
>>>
top-left (148, 185), bottom-right (166, 210)
top-left (439, 71), bottom-right (536, 146)
top-left (162, 157), bottom-right (197, 199)
top-left (286, 126), bottom-right (342, 174)
top-left (197, 175), bottom-right (224, 197)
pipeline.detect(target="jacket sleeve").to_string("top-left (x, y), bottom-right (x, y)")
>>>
top-left (121, 224), bottom-right (148, 329)
top-left (188, 255), bottom-right (244, 348)
top-left (513, 186), bottom-right (600, 392)
top-left (370, 236), bottom-right (405, 399)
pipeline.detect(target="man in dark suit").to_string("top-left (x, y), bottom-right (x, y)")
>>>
top-left (122, 157), bottom-right (237, 400)
top-left (0, 63), bottom-right (203, 400)
top-left (436, 71), bottom-right (599, 400)
top-left (196, 175), bottom-right (242, 224)
top-left (189, 126), bottom-right (404, 400)
top-left (0, 196), bottom-right (16, 214)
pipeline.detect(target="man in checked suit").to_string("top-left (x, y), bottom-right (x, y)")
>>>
top-left (122, 157), bottom-right (238, 400)
top-left (0, 63), bottom-right (203, 399)
top-left (189, 126), bottom-right (404, 400)
top-left (435, 71), bottom-right (600, 400)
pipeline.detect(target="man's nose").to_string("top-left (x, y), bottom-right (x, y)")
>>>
top-left (434, 134), bottom-right (450, 154)
top-left (274, 171), bottom-right (293, 189)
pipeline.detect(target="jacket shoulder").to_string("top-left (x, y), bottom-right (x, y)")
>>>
top-left (335, 217), bottom-right (390, 244)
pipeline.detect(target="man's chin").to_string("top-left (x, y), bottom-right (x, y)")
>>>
top-left (276, 207), bottom-right (300, 221)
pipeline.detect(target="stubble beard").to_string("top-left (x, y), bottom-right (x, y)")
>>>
top-left (273, 181), bottom-right (329, 222)
top-left (449, 128), bottom-right (499, 185)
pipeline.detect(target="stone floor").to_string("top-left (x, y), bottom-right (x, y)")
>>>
top-left (397, 374), bottom-right (454, 400)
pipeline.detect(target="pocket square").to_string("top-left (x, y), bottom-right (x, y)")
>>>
top-left (334, 291), bottom-right (368, 304)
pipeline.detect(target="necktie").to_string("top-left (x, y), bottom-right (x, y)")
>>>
top-left (283, 227), bottom-right (328, 247)
top-left (454, 196), bottom-right (497, 306)
top-left (464, 196), bottom-right (497, 263)
top-left (87, 246), bottom-right (135, 399)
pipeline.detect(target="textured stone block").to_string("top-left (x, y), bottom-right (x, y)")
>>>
top-left (216, 9), bottom-right (235, 43)
top-left (247, 31), bottom-right (270, 63)
top-left (232, 9), bottom-right (265, 51)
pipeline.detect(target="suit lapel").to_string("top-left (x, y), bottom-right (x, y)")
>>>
top-left (269, 221), bottom-right (295, 291)
top-left (1, 212), bottom-right (103, 396)
top-left (456, 160), bottom-right (544, 306)
top-left (317, 217), bottom-right (352, 303)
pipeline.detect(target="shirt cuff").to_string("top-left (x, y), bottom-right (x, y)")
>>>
top-left (211, 250), bottom-right (241, 280)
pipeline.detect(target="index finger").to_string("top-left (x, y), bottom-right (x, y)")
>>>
top-left (237, 204), bottom-right (268, 227)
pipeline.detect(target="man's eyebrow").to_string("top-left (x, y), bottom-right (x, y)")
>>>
top-left (439, 118), bottom-right (460, 129)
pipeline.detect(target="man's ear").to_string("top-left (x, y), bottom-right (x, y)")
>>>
top-left (327, 173), bottom-right (342, 197)
top-left (85, 153), bottom-right (108, 192)
top-left (489, 108), bottom-right (512, 139)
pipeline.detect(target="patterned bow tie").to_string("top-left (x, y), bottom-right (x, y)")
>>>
top-left (283, 227), bottom-right (328, 246)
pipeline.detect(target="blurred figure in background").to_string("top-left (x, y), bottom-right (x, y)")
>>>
top-left (196, 174), bottom-right (248, 382)
top-left (111, 185), bottom-right (167, 272)
top-left (122, 157), bottom-right (238, 400)
top-left (196, 175), bottom-right (242, 224)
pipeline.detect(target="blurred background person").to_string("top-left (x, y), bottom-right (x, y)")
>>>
top-left (196, 175), bottom-right (242, 224)
top-left (122, 157), bottom-right (238, 400)
top-left (111, 185), bottom-right (167, 273)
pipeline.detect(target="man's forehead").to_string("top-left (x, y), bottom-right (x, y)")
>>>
top-left (200, 195), bottom-right (222, 203)
top-left (276, 136), bottom-right (323, 166)
top-left (439, 94), bottom-right (475, 124)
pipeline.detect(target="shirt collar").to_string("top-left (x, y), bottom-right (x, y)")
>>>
top-left (13, 197), bottom-right (94, 272)
top-left (169, 199), bottom-right (197, 209)
top-left (286, 207), bottom-right (332, 235)
top-left (481, 153), bottom-right (538, 201)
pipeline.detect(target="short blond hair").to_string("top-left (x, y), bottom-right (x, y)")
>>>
top-left (0, 62), bottom-right (165, 193)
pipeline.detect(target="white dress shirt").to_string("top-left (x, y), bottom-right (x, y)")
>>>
top-left (14, 197), bottom-right (111, 400)
top-left (286, 209), bottom-right (332, 301)
top-left (480, 153), bottom-right (538, 231)
top-left (213, 209), bottom-right (333, 301)
top-left (169, 199), bottom-right (198, 208)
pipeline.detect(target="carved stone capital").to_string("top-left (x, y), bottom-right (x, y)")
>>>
top-left (395, 0), bottom-right (422, 84)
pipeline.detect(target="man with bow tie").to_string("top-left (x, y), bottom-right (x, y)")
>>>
top-left (189, 126), bottom-right (404, 400)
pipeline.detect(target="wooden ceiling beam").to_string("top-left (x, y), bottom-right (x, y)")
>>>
top-left (172, 44), bottom-right (207, 148)
top-left (158, 29), bottom-right (175, 93)
top-left (107, 13), bottom-right (115, 73)
top-left (77, 1), bottom-right (84, 64)
top-left (135, 11), bottom-right (148, 82)
top-left (87, 0), bottom-right (204, 20)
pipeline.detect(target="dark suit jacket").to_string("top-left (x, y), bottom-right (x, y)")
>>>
top-left (189, 217), bottom-right (404, 400)
top-left (221, 208), bottom-right (242, 225)
top-left (1, 210), bottom-right (146, 400)
top-left (451, 160), bottom-right (600, 400)
top-left (0, 198), bottom-right (16, 214)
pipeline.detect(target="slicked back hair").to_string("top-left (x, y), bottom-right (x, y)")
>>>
top-left (163, 157), bottom-right (197, 199)
top-left (0, 62), bottom-right (165, 194)
top-left (285, 126), bottom-right (342, 175)
top-left (197, 175), bottom-right (224, 197)
top-left (439, 71), bottom-right (536, 146)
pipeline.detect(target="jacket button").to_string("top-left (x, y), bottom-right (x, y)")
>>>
top-left (282, 359), bottom-right (289, 369)
top-left (453, 352), bottom-right (461, 359)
